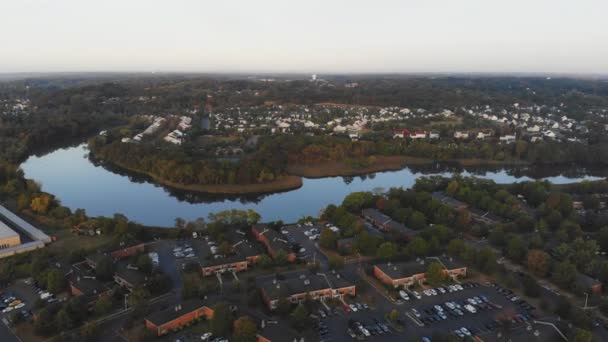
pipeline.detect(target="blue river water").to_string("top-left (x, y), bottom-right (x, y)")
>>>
top-left (20, 144), bottom-right (605, 227)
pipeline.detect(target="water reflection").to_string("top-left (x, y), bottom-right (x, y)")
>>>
top-left (21, 144), bottom-right (606, 227)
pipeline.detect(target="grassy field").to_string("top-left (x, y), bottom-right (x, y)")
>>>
top-left (287, 155), bottom-right (432, 178)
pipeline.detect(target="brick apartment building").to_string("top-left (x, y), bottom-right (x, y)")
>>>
top-left (198, 237), bottom-right (263, 277)
top-left (374, 257), bottom-right (467, 288)
top-left (145, 299), bottom-right (214, 336)
top-left (251, 224), bottom-right (296, 262)
top-left (361, 208), bottom-right (417, 239)
top-left (257, 271), bottom-right (355, 310)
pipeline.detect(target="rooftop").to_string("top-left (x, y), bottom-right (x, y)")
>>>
top-left (375, 257), bottom-right (465, 280)
top-left (69, 270), bottom-right (110, 296)
top-left (114, 261), bottom-right (148, 287)
top-left (257, 270), bottom-right (353, 301)
top-left (0, 220), bottom-right (19, 241)
top-left (145, 298), bottom-right (213, 327)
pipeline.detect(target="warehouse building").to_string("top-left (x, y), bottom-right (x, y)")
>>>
top-left (0, 221), bottom-right (21, 248)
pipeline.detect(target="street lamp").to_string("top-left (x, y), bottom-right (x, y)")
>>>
top-left (584, 292), bottom-right (589, 309)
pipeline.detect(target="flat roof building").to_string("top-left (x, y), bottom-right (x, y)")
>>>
top-left (0, 220), bottom-right (21, 249)
top-left (257, 270), bottom-right (355, 310)
top-left (374, 257), bottom-right (467, 288)
top-left (145, 299), bottom-right (214, 336)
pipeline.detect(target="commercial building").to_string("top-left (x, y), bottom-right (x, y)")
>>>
top-left (0, 221), bottom-right (20, 248)
top-left (0, 204), bottom-right (51, 243)
top-left (145, 299), bottom-right (214, 336)
top-left (257, 271), bottom-right (355, 310)
top-left (252, 224), bottom-right (296, 262)
top-left (374, 257), bottom-right (467, 288)
top-left (0, 204), bottom-right (51, 259)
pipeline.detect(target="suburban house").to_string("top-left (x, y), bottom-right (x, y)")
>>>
top-left (145, 299), bottom-right (214, 336)
top-left (361, 208), bottom-right (417, 239)
top-left (257, 271), bottom-right (355, 310)
top-left (374, 257), bottom-right (467, 288)
top-left (252, 224), bottom-right (296, 262)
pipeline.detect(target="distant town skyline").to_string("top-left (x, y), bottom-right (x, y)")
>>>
top-left (1, 0), bottom-right (607, 74)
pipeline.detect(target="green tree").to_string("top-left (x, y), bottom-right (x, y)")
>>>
top-left (552, 261), bottom-right (577, 288)
top-left (425, 262), bottom-right (445, 285)
top-left (210, 303), bottom-right (232, 336)
top-left (94, 296), bottom-right (112, 316)
top-left (46, 268), bottom-right (65, 294)
top-left (505, 235), bottom-right (526, 262)
top-left (376, 242), bottom-right (397, 260)
top-left (571, 329), bottom-right (592, 342)
top-left (342, 192), bottom-right (374, 212)
top-left (319, 229), bottom-right (337, 249)
top-left (56, 308), bottom-right (74, 330)
top-left (328, 255), bottom-right (344, 270)
top-left (290, 304), bottom-right (310, 331)
top-left (233, 316), bottom-right (258, 342)
top-left (128, 287), bottom-right (150, 315)
top-left (406, 237), bottom-right (429, 257)
top-left (408, 211), bottom-right (427, 230)
top-left (447, 239), bottom-right (465, 256)
top-left (135, 254), bottom-right (153, 275)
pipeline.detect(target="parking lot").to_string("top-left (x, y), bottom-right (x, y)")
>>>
top-left (309, 279), bottom-right (540, 342)
top-left (282, 223), bottom-right (328, 268)
top-left (0, 278), bottom-right (46, 342)
top-left (400, 282), bottom-right (538, 340)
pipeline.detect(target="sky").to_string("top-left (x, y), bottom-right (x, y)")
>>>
top-left (1, 0), bottom-right (607, 74)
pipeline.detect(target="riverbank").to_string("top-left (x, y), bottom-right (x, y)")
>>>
top-left (287, 155), bottom-right (530, 178)
top-left (98, 152), bottom-right (530, 194)
top-left (287, 155), bottom-right (429, 178)
top-left (96, 157), bottom-right (304, 194)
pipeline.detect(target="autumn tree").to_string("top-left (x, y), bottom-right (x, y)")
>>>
top-left (233, 316), bottom-right (258, 342)
top-left (527, 249), bottom-right (550, 277)
top-left (30, 194), bottom-right (53, 214)
top-left (388, 309), bottom-right (400, 323)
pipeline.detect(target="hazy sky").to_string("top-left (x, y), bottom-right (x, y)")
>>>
top-left (1, 0), bottom-right (607, 74)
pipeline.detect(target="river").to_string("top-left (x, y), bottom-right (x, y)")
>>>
top-left (20, 144), bottom-right (606, 227)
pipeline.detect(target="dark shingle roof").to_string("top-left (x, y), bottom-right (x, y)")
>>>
top-left (257, 270), bottom-right (353, 301)
top-left (145, 299), bottom-right (212, 327)
top-left (114, 262), bottom-right (147, 287)
top-left (375, 257), bottom-right (465, 280)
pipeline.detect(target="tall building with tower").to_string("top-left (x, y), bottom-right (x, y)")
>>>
top-left (311, 74), bottom-right (317, 81)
